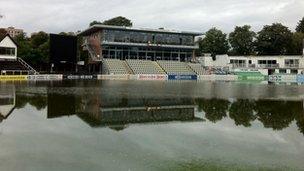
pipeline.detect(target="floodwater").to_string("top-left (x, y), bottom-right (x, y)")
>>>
top-left (0, 80), bottom-right (304, 171)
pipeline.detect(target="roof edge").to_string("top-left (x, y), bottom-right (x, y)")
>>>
top-left (0, 34), bottom-right (18, 47)
top-left (78, 24), bottom-right (202, 36)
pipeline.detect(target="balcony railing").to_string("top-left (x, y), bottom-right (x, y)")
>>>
top-left (285, 64), bottom-right (299, 68)
top-left (231, 64), bottom-right (246, 68)
top-left (257, 64), bottom-right (280, 68)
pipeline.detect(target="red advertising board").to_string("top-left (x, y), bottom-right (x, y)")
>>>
top-left (137, 74), bottom-right (168, 80)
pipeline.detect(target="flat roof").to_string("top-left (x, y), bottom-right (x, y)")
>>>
top-left (229, 55), bottom-right (303, 58)
top-left (78, 24), bottom-right (202, 36)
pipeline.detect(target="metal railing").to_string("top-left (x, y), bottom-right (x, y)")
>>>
top-left (231, 64), bottom-right (247, 68)
top-left (17, 58), bottom-right (38, 74)
top-left (257, 64), bottom-right (280, 68)
top-left (85, 44), bottom-right (102, 62)
top-left (284, 64), bottom-right (299, 68)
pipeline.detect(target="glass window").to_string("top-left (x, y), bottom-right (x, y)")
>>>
top-left (102, 29), bottom-right (194, 46)
top-left (279, 69), bottom-right (286, 74)
top-left (0, 47), bottom-right (15, 56)
top-left (291, 69), bottom-right (298, 74)
top-left (285, 59), bottom-right (299, 67)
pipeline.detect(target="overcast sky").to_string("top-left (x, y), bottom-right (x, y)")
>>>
top-left (0, 0), bottom-right (303, 35)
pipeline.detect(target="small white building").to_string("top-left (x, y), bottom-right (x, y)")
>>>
top-left (0, 34), bottom-right (17, 60)
top-left (199, 53), bottom-right (304, 75)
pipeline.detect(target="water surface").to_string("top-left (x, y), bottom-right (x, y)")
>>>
top-left (0, 81), bottom-right (304, 171)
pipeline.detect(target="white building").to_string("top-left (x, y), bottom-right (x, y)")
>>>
top-left (0, 34), bottom-right (17, 60)
top-left (199, 53), bottom-right (304, 75)
top-left (4, 27), bottom-right (23, 38)
top-left (0, 34), bottom-right (37, 75)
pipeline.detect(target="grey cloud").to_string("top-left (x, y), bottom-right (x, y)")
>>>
top-left (0, 0), bottom-right (303, 35)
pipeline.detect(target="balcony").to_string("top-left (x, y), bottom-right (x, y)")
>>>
top-left (231, 64), bottom-right (247, 68)
top-left (285, 64), bottom-right (299, 68)
top-left (257, 64), bottom-right (279, 68)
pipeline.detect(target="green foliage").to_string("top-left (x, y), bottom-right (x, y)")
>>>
top-left (290, 32), bottom-right (304, 55)
top-left (199, 28), bottom-right (229, 57)
top-left (103, 16), bottom-right (132, 27)
top-left (58, 32), bottom-right (75, 36)
top-left (296, 17), bottom-right (304, 33)
top-left (229, 25), bottom-right (256, 55)
top-left (255, 23), bottom-right (293, 55)
top-left (30, 31), bottom-right (48, 48)
top-left (14, 31), bottom-right (50, 69)
top-left (0, 28), bottom-right (7, 40)
top-left (14, 33), bottom-right (31, 58)
top-left (89, 20), bottom-right (102, 27)
top-left (90, 16), bottom-right (133, 27)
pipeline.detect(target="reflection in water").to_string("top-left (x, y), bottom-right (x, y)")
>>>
top-left (47, 91), bottom-right (202, 130)
top-left (255, 100), bottom-right (299, 130)
top-left (197, 98), bottom-right (230, 123)
top-left (1, 82), bottom-right (303, 135)
top-left (0, 85), bottom-right (15, 123)
top-left (1, 81), bottom-right (304, 170)
top-left (196, 98), bottom-right (304, 134)
top-left (229, 99), bottom-right (256, 127)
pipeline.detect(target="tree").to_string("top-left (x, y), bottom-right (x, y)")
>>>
top-left (29, 32), bottom-right (49, 67)
top-left (30, 31), bottom-right (49, 48)
top-left (229, 25), bottom-right (256, 55)
top-left (290, 32), bottom-right (304, 55)
top-left (58, 32), bottom-right (75, 36)
top-left (89, 16), bottom-right (133, 27)
top-left (14, 31), bottom-right (50, 70)
top-left (38, 40), bottom-right (50, 63)
top-left (89, 20), bottom-right (102, 27)
top-left (199, 28), bottom-right (229, 57)
top-left (0, 28), bottom-right (7, 38)
top-left (103, 16), bottom-right (132, 27)
top-left (14, 33), bottom-right (31, 58)
top-left (255, 23), bottom-right (293, 55)
top-left (296, 17), bottom-right (304, 33)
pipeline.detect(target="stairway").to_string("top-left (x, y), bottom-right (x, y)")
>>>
top-left (17, 58), bottom-right (38, 74)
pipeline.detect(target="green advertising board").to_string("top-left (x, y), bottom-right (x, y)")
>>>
top-left (235, 71), bottom-right (266, 81)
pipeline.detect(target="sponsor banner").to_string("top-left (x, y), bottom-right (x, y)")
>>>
top-left (235, 71), bottom-right (266, 81)
top-left (28, 75), bottom-right (63, 81)
top-left (0, 75), bottom-right (27, 81)
top-left (238, 75), bottom-right (266, 81)
top-left (168, 75), bottom-right (197, 80)
top-left (64, 75), bottom-right (96, 80)
top-left (198, 75), bottom-right (238, 81)
top-left (269, 75), bottom-right (297, 83)
top-left (137, 74), bottom-right (168, 81)
top-left (97, 74), bottom-right (130, 80)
